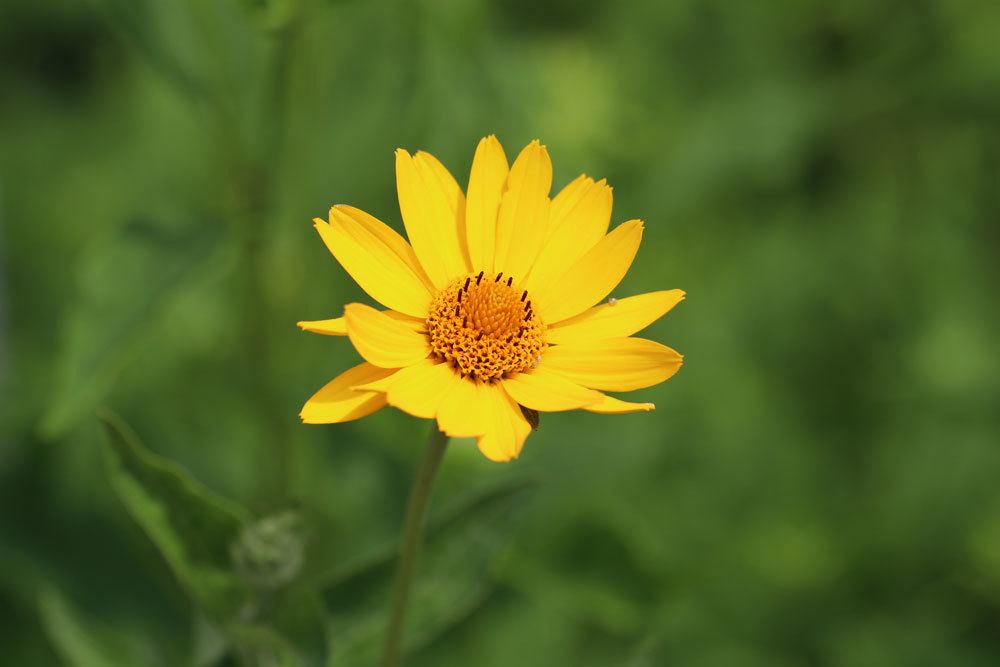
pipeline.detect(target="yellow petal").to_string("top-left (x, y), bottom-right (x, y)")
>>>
top-left (501, 367), bottom-right (603, 412)
top-left (476, 385), bottom-right (531, 462)
top-left (541, 337), bottom-right (683, 391)
top-left (314, 215), bottom-right (431, 318)
top-left (349, 370), bottom-right (397, 393)
top-left (524, 176), bottom-right (612, 296)
top-left (343, 303), bottom-right (430, 368)
top-left (465, 135), bottom-right (509, 273)
top-left (300, 362), bottom-right (395, 424)
top-left (547, 174), bottom-right (613, 248)
top-left (437, 377), bottom-right (489, 438)
top-left (381, 359), bottom-right (461, 419)
top-left (332, 205), bottom-right (435, 290)
top-left (396, 149), bottom-right (470, 288)
top-left (298, 310), bottom-right (424, 337)
top-left (415, 151), bottom-right (465, 214)
top-left (534, 219), bottom-right (643, 325)
top-left (547, 289), bottom-right (685, 344)
top-left (383, 310), bottom-right (427, 333)
top-left (297, 317), bottom-right (347, 336)
top-left (493, 140), bottom-right (552, 281)
top-left (583, 393), bottom-right (656, 414)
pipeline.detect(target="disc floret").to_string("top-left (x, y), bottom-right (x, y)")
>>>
top-left (426, 271), bottom-right (546, 381)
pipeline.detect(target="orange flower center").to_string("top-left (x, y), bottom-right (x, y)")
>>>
top-left (426, 271), bottom-right (546, 382)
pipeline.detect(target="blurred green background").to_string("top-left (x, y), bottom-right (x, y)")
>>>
top-left (3, 0), bottom-right (1000, 665)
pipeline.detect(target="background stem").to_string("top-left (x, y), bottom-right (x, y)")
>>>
top-left (237, 20), bottom-right (299, 509)
top-left (384, 427), bottom-right (450, 667)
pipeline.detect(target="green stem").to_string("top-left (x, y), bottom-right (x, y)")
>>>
top-left (384, 427), bottom-right (449, 667)
top-left (239, 20), bottom-right (299, 508)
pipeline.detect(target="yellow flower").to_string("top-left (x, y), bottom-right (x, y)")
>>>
top-left (298, 136), bottom-right (684, 461)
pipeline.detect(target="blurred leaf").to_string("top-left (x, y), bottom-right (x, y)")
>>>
top-left (37, 587), bottom-right (150, 667)
top-left (89, 0), bottom-right (209, 102)
top-left (226, 623), bottom-right (304, 667)
top-left (192, 613), bottom-right (230, 667)
top-left (192, 613), bottom-right (311, 667)
top-left (99, 408), bottom-right (251, 620)
top-left (41, 218), bottom-right (225, 439)
top-left (319, 479), bottom-right (533, 667)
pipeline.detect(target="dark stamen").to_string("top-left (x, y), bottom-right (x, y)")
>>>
top-left (454, 305), bottom-right (460, 316)
top-left (506, 276), bottom-right (513, 286)
top-left (464, 277), bottom-right (470, 291)
top-left (462, 316), bottom-right (468, 327)
top-left (495, 272), bottom-right (502, 282)
top-left (524, 300), bottom-right (531, 312)
top-left (476, 271), bottom-right (484, 285)
top-left (457, 290), bottom-right (462, 303)
top-left (520, 290), bottom-right (527, 302)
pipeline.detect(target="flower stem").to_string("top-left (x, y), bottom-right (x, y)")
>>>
top-left (384, 427), bottom-right (449, 667)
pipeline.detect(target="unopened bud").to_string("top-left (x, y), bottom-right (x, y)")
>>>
top-left (232, 512), bottom-right (304, 591)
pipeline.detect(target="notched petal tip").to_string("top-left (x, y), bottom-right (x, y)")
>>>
top-left (328, 203), bottom-right (357, 217)
top-left (519, 138), bottom-right (548, 156)
top-left (477, 134), bottom-right (502, 150)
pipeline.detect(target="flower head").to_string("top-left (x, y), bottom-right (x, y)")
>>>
top-left (299, 136), bottom-right (684, 461)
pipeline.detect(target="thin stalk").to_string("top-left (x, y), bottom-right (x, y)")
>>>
top-left (384, 427), bottom-right (450, 667)
top-left (238, 18), bottom-right (299, 508)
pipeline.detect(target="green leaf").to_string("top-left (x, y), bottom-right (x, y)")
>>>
top-left (319, 479), bottom-right (533, 667)
top-left (99, 409), bottom-right (251, 620)
top-left (192, 613), bottom-right (312, 667)
top-left (37, 587), bottom-right (150, 667)
top-left (225, 623), bottom-right (304, 667)
top-left (41, 217), bottom-right (223, 439)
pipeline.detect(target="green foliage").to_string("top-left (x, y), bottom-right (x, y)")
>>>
top-left (42, 222), bottom-right (224, 439)
top-left (320, 480), bottom-right (531, 666)
top-left (3, 0), bottom-right (1000, 665)
top-left (100, 409), bottom-right (252, 620)
top-left (37, 587), bottom-right (151, 667)
top-left (233, 512), bottom-right (306, 593)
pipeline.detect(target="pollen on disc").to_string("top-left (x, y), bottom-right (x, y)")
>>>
top-left (426, 272), bottom-right (546, 381)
